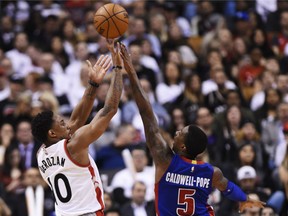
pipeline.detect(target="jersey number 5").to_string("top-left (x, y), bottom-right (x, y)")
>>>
top-left (177, 188), bottom-right (196, 215)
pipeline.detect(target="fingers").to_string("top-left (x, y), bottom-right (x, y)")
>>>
top-left (116, 42), bottom-right (120, 52)
top-left (95, 55), bottom-right (105, 65)
top-left (107, 38), bottom-right (114, 44)
top-left (104, 61), bottom-right (112, 71)
top-left (102, 57), bottom-right (112, 70)
top-left (96, 55), bottom-right (109, 66)
top-left (86, 60), bottom-right (92, 68)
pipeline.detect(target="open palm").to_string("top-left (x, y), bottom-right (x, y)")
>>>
top-left (86, 55), bottom-right (112, 84)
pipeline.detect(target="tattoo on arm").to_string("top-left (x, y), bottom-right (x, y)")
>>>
top-left (103, 69), bottom-right (123, 113)
top-left (85, 85), bottom-right (98, 99)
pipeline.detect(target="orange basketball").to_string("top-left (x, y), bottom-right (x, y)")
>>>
top-left (94, 3), bottom-right (129, 39)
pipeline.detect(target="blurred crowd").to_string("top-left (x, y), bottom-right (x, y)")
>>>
top-left (1, 0), bottom-right (288, 215)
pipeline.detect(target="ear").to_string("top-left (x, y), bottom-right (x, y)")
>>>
top-left (48, 129), bottom-right (56, 138)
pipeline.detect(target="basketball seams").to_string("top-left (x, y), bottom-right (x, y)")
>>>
top-left (113, 13), bottom-right (129, 25)
top-left (95, 10), bottom-right (127, 33)
top-left (110, 4), bottom-right (121, 36)
top-left (94, 15), bottom-right (109, 29)
top-left (94, 4), bottom-right (129, 38)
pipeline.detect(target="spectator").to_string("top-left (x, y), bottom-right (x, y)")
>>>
top-left (123, 16), bottom-right (161, 59)
top-left (156, 61), bottom-right (184, 108)
top-left (0, 147), bottom-right (24, 210)
top-left (110, 146), bottom-right (155, 205)
top-left (119, 181), bottom-right (156, 216)
top-left (13, 168), bottom-right (55, 216)
top-left (95, 124), bottom-right (139, 172)
top-left (0, 67), bottom-right (10, 101)
top-left (250, 70), bottom-right (277, 111)
top-left (10, 120), bottom-right (41, 170)
top-left (194, 107), bottom-right (218, 164)
top-left (0, 123), bottom-right (15, 167)
top-left (237, 166), bottom-right (285, 215)
top-left (5, 32), bottom-right (32, 77)
top-left (126, 41), bottom-right (158, 91)
top-left (122, 78), bottom-right (170, 136)
top-left (0, 74), bottom-right (25, 124)
top-left (174, 73), bottom-right (204, 124)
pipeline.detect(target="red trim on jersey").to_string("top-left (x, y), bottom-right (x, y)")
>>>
top-left (206, 205), bottom-right (215, 216)
top-left (64, 139), bottom-right (90, 167)
top-left (181, 156), bottom-right (205, 164)
top-left (96, 210), bottom-right (104, 216)
top-left (88, 165), bottom-right (105, 211)
top-left (154, 182), bottom-right (161, 216)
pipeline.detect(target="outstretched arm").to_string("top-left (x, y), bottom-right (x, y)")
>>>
top-left (68, 40), bottom-right (123, 164)
top-left (212, 167), bottom-right (265, 213)
top-left (119, 43), bottom-right (173, 178)
top-left (68, 55), bottom-right (111, 134)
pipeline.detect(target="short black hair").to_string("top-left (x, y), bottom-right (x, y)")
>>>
top-left (31, 110), bottom-right (54, 143)
top-left (185, 125), bottom-right (207, 159)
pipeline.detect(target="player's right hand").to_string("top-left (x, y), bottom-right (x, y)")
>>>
top-left (238, 196), bottom-right (266, 213)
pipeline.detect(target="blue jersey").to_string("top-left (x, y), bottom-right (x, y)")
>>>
top-left (155, 154), bottom-right (215, 216)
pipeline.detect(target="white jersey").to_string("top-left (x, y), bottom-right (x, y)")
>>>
top-left (37, 139), bottom-right (104, 216)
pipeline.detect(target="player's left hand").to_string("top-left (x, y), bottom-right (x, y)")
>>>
top-left (107, 39), bottom-right (122, 67)
top-left (86, 55), bottom-right (111, 84)
top-left (238, 196), bottom-right (266, 213)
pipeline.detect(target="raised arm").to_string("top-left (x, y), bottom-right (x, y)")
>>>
top-left (68, 55), bottom-right (111, 134)
top-left (68, 40), bottom-right (123, 164)
top-left (212, 167), bottom-right (265, 213)
top-left (119, 43), bottom-right (173, 172)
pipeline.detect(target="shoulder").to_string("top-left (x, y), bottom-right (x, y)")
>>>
top-left (212, 166), bottom-right (223, 179)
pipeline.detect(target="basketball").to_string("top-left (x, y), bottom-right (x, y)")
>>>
top-left (94, 3), bottom-right (129, 39)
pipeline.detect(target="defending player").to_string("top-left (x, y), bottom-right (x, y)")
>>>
top-left (32, 40), bottom-right (123, 216)
top-left (119, 43), bottom-right (265, 216)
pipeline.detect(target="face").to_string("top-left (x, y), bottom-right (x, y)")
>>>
top-left (226, 92), bottom-right (240, 106)
top-left (75, 42), bottom-right (88, 61)
top-left (278, 103), bottom-right (288, 122)
top-left (254, 29), bottom-right (265, 45)
top-left (173, 126), bottom-right (189, 153)
top-left (189, 75), bottom-right (201, 92)
top-left (234, 37), bottom-right (246, 55)
top-left (227, 106), bottom-right (241, 125)
top-left (165, 62), bottom-right (180, 82)
top-left (261, 207), bottom-right (274, 216)
top-left (208, 51), bottom-right (221, 66)
top-left (242, 123), bottom-right (256, 140)
top-left (266, 89), bottom-right (280, 107)
top-left (9, 148), bottom-right (21, 167)
top-left (50, 115), bottom-right (71, 140)
top-left (132, 182), bottom-right (146, 205)
top-left (239, 144), bottom-right (255, 165)
top-left (16, 121), bottom-right (33, 144)
top-left (196, 108), bottom-right (213, 128)
top-left (23, 168), bottom-right (42, 188)
top-left (132, 149), bottom-right (148, 172)
top-left (15, 33), bottom-right (28, 51)
top-left (0, 123), bottom-right (14, 142)
top-left (172, 108), bottom-right (185, 127)
top-left (240, 178), bottom-right (256, 191)
top-left (168, 50), bottom-right (182, 65)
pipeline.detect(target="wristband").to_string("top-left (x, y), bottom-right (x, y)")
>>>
top-left (112, 65), bottom-right (123, 70)
top-left (88, 80), bottom-right (99, 88)
top-left (222, 181), bottom-right (247, 202)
